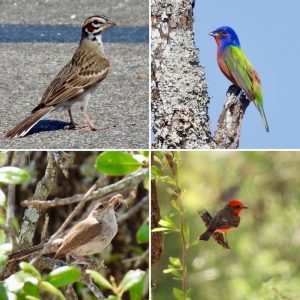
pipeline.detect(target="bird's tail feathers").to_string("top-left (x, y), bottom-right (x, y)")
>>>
top-left (5, 107), bottom-right (54, 139)
top-left (199, 230), bottom-right (213, 241)
top-left (254, 100), bottom-right (269, 132)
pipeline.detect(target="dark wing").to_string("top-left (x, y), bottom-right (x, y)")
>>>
top-left (54, 219), bottom-right (104, 258)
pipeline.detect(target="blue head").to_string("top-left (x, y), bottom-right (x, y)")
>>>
top-left (209, 26), bottom-right (241, 49)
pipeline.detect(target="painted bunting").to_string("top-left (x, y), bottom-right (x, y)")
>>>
top-left (210, 26), bottom-right (269, 132)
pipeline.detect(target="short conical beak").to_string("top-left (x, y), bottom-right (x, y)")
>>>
top-left (209, 30), bottom-right (219, 38)
top-left (243, 206), bottom-right (249, 209)
top-left (103, 20), bottom-right (116, 31)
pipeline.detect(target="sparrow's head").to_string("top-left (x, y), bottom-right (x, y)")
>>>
top-left (209, 26), bottom-right (240, 49)
top-left (82, 15), bottom-right (116, 41)
top-left (91, 194), bottom-right (124, 217)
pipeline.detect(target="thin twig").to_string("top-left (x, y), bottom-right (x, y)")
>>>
top-left (81, 272), bottom-right (105, 300)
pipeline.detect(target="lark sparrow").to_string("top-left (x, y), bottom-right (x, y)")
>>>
top-left (6, 15), bottom-right (116, 139)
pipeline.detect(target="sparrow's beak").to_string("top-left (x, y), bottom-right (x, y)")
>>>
top-left (209, 30), bottom-right (220, 38)
top-left (108, 194), bottom-right (124, 209)
top-left (103, 20), bottom-right (116, 31)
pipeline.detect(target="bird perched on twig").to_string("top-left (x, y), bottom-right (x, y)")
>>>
top-left (210, 26), bottom-right (269, 132)
top-left (6, 15), bottom-right (116, 139)
top-left (9, 194), bottom-right (124, 263)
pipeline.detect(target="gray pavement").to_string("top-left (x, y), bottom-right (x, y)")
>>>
top-left (0, 0), bottom-right (149, 149)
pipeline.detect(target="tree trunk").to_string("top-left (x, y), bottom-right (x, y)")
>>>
top-left (151, 0), bottom-right (249, 149)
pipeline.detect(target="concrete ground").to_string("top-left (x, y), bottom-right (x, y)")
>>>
top-left (0, 0), bottom-right (149, 149)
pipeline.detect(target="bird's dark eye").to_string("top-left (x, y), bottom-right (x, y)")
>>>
top-left (98, 204), bottom-right (104, 209)
top-left (93, 20), bottom-right (100, 25)
top-left (222, 31), bottom-right (227, 35)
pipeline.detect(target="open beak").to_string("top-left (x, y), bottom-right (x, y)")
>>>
top-left (108, 194), bottom-right (124, 209)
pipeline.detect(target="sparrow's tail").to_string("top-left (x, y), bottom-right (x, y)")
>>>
top-left (199, 229), bottom-right (214, 241)
top-left (5, 107), bottom-right (54, 139)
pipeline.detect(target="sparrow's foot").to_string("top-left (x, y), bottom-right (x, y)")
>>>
top-left (64, 123), bottom-right (85, 130)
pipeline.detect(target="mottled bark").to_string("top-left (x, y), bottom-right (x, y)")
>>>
top-left (152, 1), bottom-right (248, 149)
top-left (152, 0), bottom-right (211, 149)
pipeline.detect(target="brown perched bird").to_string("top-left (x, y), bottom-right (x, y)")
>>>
top-left (6, 15), bottom-right (116, 138)
top-left (199, 200), bottom-right (248, 242)
top-left (9, 195), bottom-right (123, 262)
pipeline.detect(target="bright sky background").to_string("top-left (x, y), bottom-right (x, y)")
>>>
top-left (194, 1), bottom-right (300, 149)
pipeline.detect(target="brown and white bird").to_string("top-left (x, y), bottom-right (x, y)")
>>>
top-left (9, 194), bottom-right (124, 262)
top-left (6, 15), bottom-right (116, 139)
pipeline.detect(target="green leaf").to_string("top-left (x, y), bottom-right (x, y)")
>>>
top-left (0, 282), bottom-right (8, 300)
top-left (136, 223), bottom-right (149, 244)
top-left (170, 200), bottom-right (180, 212)
top-left (169, 257), bottom-right (182, 268)
top-left (20, 262), bottom-right (41, 281)
top-left (0, 167), bottom-right (30, 185)
top-left (158, 219), bottom-right (177, 230)
top-left (39, 281), bottom-right (65, 300)
top-left (118, 269), bottom-right (145, 292)
top-left (45, 266), bottom-right (80, 288)
top-left (173, 287), bottom-right (184, 300)
top-left (86, 269), bottom-right (113, 290)
top-left (5, 271), bottom-right (38, 293)
top-left (95, 152), bottom-right (142, 176)
top-left (151, 227), bottom-right (174, 232)
top-left (151, 166), bottom-right (163, 179)
top-left (107, 296), bottom-right (118, 300)
top-left (0, 189), bottom-right (5, 206)
top-left (21, 282), bottom-right (40, 299)
top-left (129, 276), bottom-right (144, 300)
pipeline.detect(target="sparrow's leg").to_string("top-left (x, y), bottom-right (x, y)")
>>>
top-left (81, 101), bottom-right (108, 131)
top-left (64, 109), bottom-right (84, 130)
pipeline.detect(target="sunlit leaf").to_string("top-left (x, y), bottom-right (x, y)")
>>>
top-left (0, 189), bottom-right (5, 206)
top-left (169, 257), bottom-right (182, 268)
top-left (86, 269), bottom-right (113, 290)
top-left (45, 266), bottom-right (80, 287)
top-left (39, 281), bottom-right (65, 300)
top-left (5, 271), bottom-right (38, 293)
top-left (95, 152), bottom-right (142, 176)
top-left (136, 223), bottom-right (149, 244)
top-left (20, 262), bottom-right (41, 281)
top-left (118, 269), bottom-right (145, 292)
top-left (0, 167), bottom-right (30, 185)
top-left (129, 275), bottom-right (144, 300)
top-left (173, 287), bottom-right (184, 300)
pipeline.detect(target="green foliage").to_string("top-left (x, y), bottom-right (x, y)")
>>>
top-left (87, 268), bottom-right (145, 300)
top-left (0, 167), bottom-right (30, 185)
top-left (3, 264), bottom-right (81, 299)
top-left (136, 222), bottom-right (149, 244)
top-left (95, 151), bottom-right (143, 175)
top-left (45, 266), bottom-right (81, 287)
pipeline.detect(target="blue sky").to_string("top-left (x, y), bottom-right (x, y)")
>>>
top-left (194, 1), bottom-right (300, 149)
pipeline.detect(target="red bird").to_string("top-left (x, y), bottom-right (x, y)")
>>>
top-left (199, 200), bottom-right (248, 241)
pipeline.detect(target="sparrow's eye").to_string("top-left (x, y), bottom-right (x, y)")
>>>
top-left (98, 204), bottom-right (104, 209)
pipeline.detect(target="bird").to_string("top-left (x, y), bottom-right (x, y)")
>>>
top-left (210, 26), bottom-right (269, 132)
top-left (9, 194), bottom-right (124, 262)
top-left (199, 200), bottom-right (248, 242)
top-left (5, 15), bottom-right (116, 139)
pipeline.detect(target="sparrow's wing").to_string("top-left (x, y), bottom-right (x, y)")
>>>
top-left (34, 48), bottom-right (110, 111)
top-left (54, 218), bottom-right (104, 258)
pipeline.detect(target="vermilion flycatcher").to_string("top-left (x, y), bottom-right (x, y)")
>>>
top-left (199, 200), bottom-right (248, 241)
